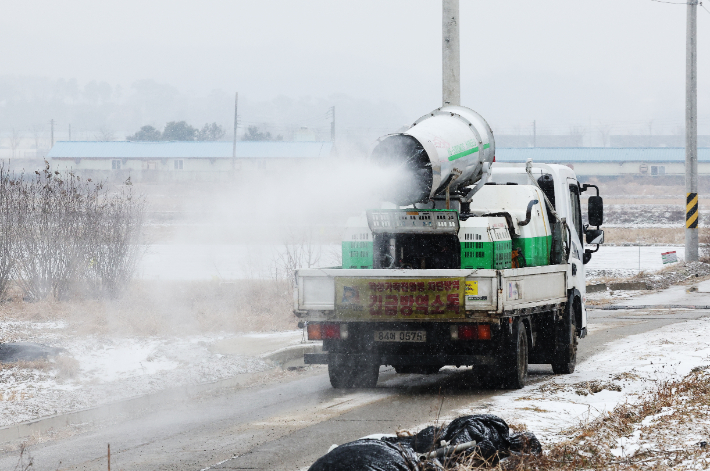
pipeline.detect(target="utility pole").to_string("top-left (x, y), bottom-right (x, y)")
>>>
top-left (330, 106), bottom-right (335, 142)
top-left (232, 92), bottom-right (238, 171)
top-left (50, 119), bottom-right (54, 147)
top-left (533, 120), bottom-right (537, 148)
top-left (442, 0), bottom-right (460, 106)
top-left (68, 123), bottom-right (71, 141)
top-left (686, 0), bottom-right (699, 261)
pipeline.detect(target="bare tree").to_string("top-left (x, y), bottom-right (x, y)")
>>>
top-left (0, 164), bottom-right (16, 299)
top-left (597, 123), bottom-right (613, 148)
top-left (94, 127), bottom-right (115, 141)
top-left (9, 129), bottom-right (23, 158)
top-left (30, 125), bottom-right (44, 149)
top-left (273, 228), bottom-right (322, 283)
top-left (12, 162), bottom-right (146, 300)
top-left (569, 126), bottom-right (586, 146)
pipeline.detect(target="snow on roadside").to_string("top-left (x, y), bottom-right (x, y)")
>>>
top-left (0, 330), bottom-right (303, 428)
top-left (457, 316), bottom-right (710, 444)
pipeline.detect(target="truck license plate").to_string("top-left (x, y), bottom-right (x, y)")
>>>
top-left (374, 331), bottom-right (426, 342)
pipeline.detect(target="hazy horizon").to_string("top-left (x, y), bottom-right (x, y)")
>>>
top-left (2, 0), bottom-right (710, 144)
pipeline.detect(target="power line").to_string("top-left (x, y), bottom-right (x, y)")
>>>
top-left (650, 0), bottom-right (710, 13)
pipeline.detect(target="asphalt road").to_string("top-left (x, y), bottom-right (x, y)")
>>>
top-left (2, 286), bottom-right (710, 471)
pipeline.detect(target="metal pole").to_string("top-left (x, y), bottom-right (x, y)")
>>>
top-left (68, 123), bottom-right (71, 141)
top-left (442, 0), bottom-right (460, 106)
top-left (232, 92), bottom-right (238, 171)
top-left (50, 119), bottom-right (54, 147)
top-left (686, 0), bottom-right (699, 261)
top-left (533, 120), bottom-right (536, 148)
top-left (330, 106), bottom-right (335, 142)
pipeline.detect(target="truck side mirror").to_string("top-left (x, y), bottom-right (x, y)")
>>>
top-left (586, 229), bottom-right (604, 245)
top-left (588, 196), bottom-right (603, 226)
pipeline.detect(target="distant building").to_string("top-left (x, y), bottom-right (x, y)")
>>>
top-left (610, 135), bottom-right (710, 147)
top-left (495, 147), bottom-right (710, 177)
top-left (495, 135), bottom-right (583, 148)
top-left (48, 141), bottom-right (335, 182)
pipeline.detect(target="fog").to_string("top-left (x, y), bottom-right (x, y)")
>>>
top-left (2, 0), bottom-right (710, 139)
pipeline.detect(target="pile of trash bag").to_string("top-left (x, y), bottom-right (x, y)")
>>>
top-left (308, 414), bottom-right (541, 471)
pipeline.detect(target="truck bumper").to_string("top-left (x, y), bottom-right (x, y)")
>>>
top-left (304, 352), bottom-right (496, 366)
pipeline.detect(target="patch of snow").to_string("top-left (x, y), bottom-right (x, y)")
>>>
top-left (456, 317), bottom-right (710, 443)
top-left (0, 321), bottom-right (301, 427)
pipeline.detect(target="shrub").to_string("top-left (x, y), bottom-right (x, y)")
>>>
top-left (1, 161), bottom-right (145, 301)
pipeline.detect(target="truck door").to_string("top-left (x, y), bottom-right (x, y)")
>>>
top-left (567, 180), bottom-right (586, 331)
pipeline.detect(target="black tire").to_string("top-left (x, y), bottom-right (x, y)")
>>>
top-left (328, 356), bottom-right (379, 389)
top-left (328, 356), bottom-right (353, 389)
top-left (501, 319), bottom-right (528, 389)
top-left (351, 362), bottom-right (380, 388)
top-left (552, 300), bottom-right (578, 374)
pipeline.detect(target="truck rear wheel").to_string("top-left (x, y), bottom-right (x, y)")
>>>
top-left (351, 363), bottom-right (380, 388)
top-left (328, 360), bottom-right (352, 389)
top-left (328, 356), bottom-right (379, 389)
top-left (501, 319), bottom-right (528, 389)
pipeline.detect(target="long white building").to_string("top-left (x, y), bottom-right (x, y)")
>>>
top-left (48, 140), bottom-right (335, 182)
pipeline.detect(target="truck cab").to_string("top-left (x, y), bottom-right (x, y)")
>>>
top-left (487, 162), bottom-right (604, 336)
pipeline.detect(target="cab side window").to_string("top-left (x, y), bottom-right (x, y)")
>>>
top-left (568, 185), bottom-right (583, 243)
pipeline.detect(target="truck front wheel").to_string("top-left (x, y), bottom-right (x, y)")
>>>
top-left (552, 300), bottom-right (578, 374)
top-left (501, 319), bottom-right (528, 389)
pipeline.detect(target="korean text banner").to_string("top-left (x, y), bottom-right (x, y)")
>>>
top-left (334, 278), bottom-right (466, 320)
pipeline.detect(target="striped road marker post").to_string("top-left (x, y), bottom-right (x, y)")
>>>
top-left (687, 192), bottom-right (699, 229)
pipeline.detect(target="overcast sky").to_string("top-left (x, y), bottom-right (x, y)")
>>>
top-left (2, 0), bottom-right (709, 135)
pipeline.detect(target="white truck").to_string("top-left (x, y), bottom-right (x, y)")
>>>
top-left (294, 106), bottom-right (604, 389)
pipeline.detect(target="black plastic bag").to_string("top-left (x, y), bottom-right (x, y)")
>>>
top-left (307, 439), bottom-right (428, 471)
top-left (309, 414), bottom-right (540, 470)
top-left (508, 431), bottom-right (542, 455)
top-left (388, 414), bottom-right (513, 460)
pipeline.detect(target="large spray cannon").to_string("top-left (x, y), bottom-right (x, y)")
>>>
top-left (371, 105), bottom-right (495, 207)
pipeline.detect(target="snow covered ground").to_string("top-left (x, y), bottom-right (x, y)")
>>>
top-left (586, 245), bottom-right (684, 279)
top-left (460, 316), bottom-right (709, 439)
top-left (454, 315), bottom-right (710, 463)
top-left (0, 328), bottom-right (304, 427)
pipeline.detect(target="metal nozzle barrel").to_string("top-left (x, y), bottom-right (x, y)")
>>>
top-left (371, 105), bottom-right (495, 206)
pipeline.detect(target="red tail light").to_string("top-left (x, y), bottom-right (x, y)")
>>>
top-left (454, 324), bottom-right (491, 341)
top-left (307, 323), bottom-right (344, 340)
top-left (322, 324), bottom-right (341, 339)
top-left (458, 325), bottom-right (477, 340)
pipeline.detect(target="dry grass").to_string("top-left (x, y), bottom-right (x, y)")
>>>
top-left (0, 356), bottom-right (79, 383)
top-left (450, 368), bottom-right (710, 470)
top-left (603, 227), bottom-right (686, 245)
top-left (0, 279), bottom-right (296, 337)
top-left (0, 359), bottom-right (51, 372)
